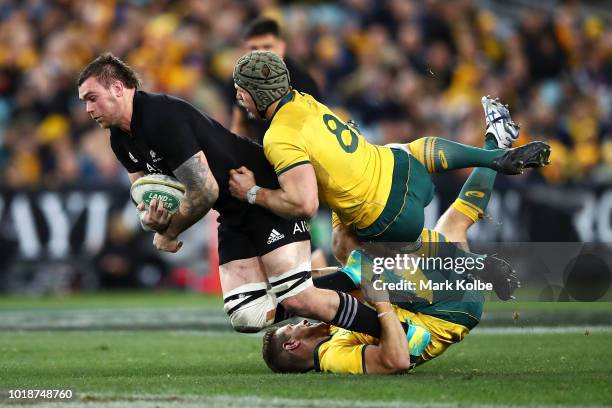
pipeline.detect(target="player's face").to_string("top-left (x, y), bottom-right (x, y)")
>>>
top-left (244, 34), bottom-right (286, 59)
top-left (78, 77), bottom-right (122, 129)
top-left (277, 319), bottom-right (327, 341)
top-left (234, 85), bottom-right (260, 119)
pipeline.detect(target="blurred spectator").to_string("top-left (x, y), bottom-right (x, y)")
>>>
top-left (0, 0), bottom-right (608, 188)
top-left (225, 15), bottom-right (321, 144)
top-left (95, 211), bottom-right (168, 289)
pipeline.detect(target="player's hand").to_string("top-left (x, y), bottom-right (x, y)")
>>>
top-left (229, 166), bottom-right (256, 201)
top-left (153, 231), bottom-right (183, 253)
top-left (138, 199), bottom-right (171, 233)
top-left (361, 276), bottom-right (390, 304)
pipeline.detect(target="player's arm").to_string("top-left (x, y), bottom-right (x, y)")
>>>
top-left (362, 302), bottom-right (411, 374)
top-left (230, 125), bottom-right (318, 218)
top-left (263, 164), bottom-right (319, 219)
top-left (229, 163), bottom-right (318, 219)
top-left (128, 171), bottom-right (145, 183)
top-left (360, 281), bottom-right (411, 374)
top-left (161, 151), bottom-right (219, 241)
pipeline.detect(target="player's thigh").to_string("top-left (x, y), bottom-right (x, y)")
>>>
top-left (332, 223), bottom-right (361, 264)
top-left (219, 257), bottom-right (267, 295)
top-left (260, 241), bottom-right (339, 319)
top-left (259, 240), bottom-right (311, 278)
top-left (217, 224), bottom-right (268, 295)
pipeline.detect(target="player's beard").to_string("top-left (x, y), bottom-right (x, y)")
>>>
top-left (239, 100), bottom-right (256, 119)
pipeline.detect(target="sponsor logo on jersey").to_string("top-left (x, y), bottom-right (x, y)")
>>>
top-left (150, 150), bottom-right (164, 163)
top-left (267, 229), bottom-right (285, 245)
top-left (146, 163), bottom-right (161, 174)
top-left (293, 221), bottom-right (310, 234)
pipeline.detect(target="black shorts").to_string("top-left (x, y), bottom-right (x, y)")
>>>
top-left (217, 206), bottom-right (311, 265)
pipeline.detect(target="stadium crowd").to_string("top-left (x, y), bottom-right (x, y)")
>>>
top-left (0, 0), bottom-right (610, 189)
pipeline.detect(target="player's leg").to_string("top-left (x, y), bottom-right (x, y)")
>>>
top-left (434, 98), bottom-right (520, 299)
top-left (250, 208), bottom-right (383, 337)
top-left (440, 97), bottom-right (524, 242)
top-left (220, 256), bottom-right (278, 333)
top-left (408, 137), bottom-right (550, 175)
top-left (309, 223), bottom-right (363, 293)
top-left (435, 121), bottom-right (501, 245)
top-left (260, 240), bottom-right (382, 337)
top-left (407, 97), bottom-right (549, 175)
top-left (218, 225), bottom-right (281, 333)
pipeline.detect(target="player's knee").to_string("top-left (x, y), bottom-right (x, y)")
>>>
top-left (332, 226), bottom-right (360, 264)
top-left (278, 294), bottom-right (306, 315)
top-left (269, 266), bottom-right (314, 315)
top-left (434, 208), bottom-right (472, 245)
top-left (223, 283), bottom-right (276, 333)
top-left (278, 286), bottom-right (320, 316)
top-left (331, 235), bottom-right (347, 264)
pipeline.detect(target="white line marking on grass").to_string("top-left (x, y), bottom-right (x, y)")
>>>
top-left (5, 394), bottom-right (608, 408)
top-left (471, 326), bottom-right (612, 334)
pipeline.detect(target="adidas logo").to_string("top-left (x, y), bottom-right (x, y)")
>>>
top-left (267, 229), bottom-right (285, 245)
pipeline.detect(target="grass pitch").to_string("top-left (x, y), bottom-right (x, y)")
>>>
top-left (1, 292), bottom-right (611, 407)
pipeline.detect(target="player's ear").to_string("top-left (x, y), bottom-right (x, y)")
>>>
top-left (111, 80), bottom-right (124, 97)
top-left (283, 339), bottom-right (300, 351)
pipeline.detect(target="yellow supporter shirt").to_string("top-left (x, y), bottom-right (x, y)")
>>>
top-left (315, 306), bottom-right (469, 375)
top-left (264, 90), bottom-right (395, 230)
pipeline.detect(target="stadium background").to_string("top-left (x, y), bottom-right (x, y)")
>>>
top-left (0, 0), bottom-right (609, 295)
top-left (0, 1), bottom-right (611, 407)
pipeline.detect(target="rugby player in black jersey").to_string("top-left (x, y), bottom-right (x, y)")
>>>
top-left (76, 53), bottom-right (383, 338)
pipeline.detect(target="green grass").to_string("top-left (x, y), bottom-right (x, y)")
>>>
top-left (1, 330), bottom-right (611, 406)
top-left (1, 292), bottom-right (611, 406)
top-left (0, 291), bottom-right (221, 309)
top-left (2, 291), bottom-right (611, 312)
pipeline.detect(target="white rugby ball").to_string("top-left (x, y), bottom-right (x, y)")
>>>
top-left (130, 174), bottom-right (186, 214)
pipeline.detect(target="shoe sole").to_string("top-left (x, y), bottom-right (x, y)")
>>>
top-left (483, 256), bottom-right (520, 301)
top-left (500, 141), bottom-right (551, 175)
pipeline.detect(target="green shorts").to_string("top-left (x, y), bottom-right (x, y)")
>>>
top-left (355, 148), bottom-right (435, 243)
top-left (399, 293), bottom-right (485, 330)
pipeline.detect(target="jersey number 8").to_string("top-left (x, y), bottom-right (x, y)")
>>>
top-left (323, 114), bottom-right (359, 154)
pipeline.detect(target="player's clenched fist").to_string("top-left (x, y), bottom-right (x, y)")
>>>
top-left (229, 166), bottom-right (256, 201)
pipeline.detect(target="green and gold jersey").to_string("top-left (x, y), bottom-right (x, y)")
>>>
top-left (263, 90), bottom-right (395, 230)
top-left (314, 306), bottom-right (469, 375)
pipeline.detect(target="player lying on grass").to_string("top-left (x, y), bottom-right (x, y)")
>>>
top-left (229, 50), bottom-right (551, 249)
top-left (77, 53), bottom-right (386, 339)
top-left (262, 141), bottom-right (508, 374)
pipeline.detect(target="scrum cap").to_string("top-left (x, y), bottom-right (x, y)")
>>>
top-left (233, 51), bottom-right (290, 117)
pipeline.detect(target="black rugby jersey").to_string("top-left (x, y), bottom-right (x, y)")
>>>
top-left (110, 90), bottom-right (279, 224)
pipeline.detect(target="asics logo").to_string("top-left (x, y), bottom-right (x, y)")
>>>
top-left (438, 150), bottom-right (448, 169)
top-left (465, 190), bottom-right (485, 198)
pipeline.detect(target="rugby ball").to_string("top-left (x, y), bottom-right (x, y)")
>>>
top-left (130, 174), bottom-right (185, 214)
